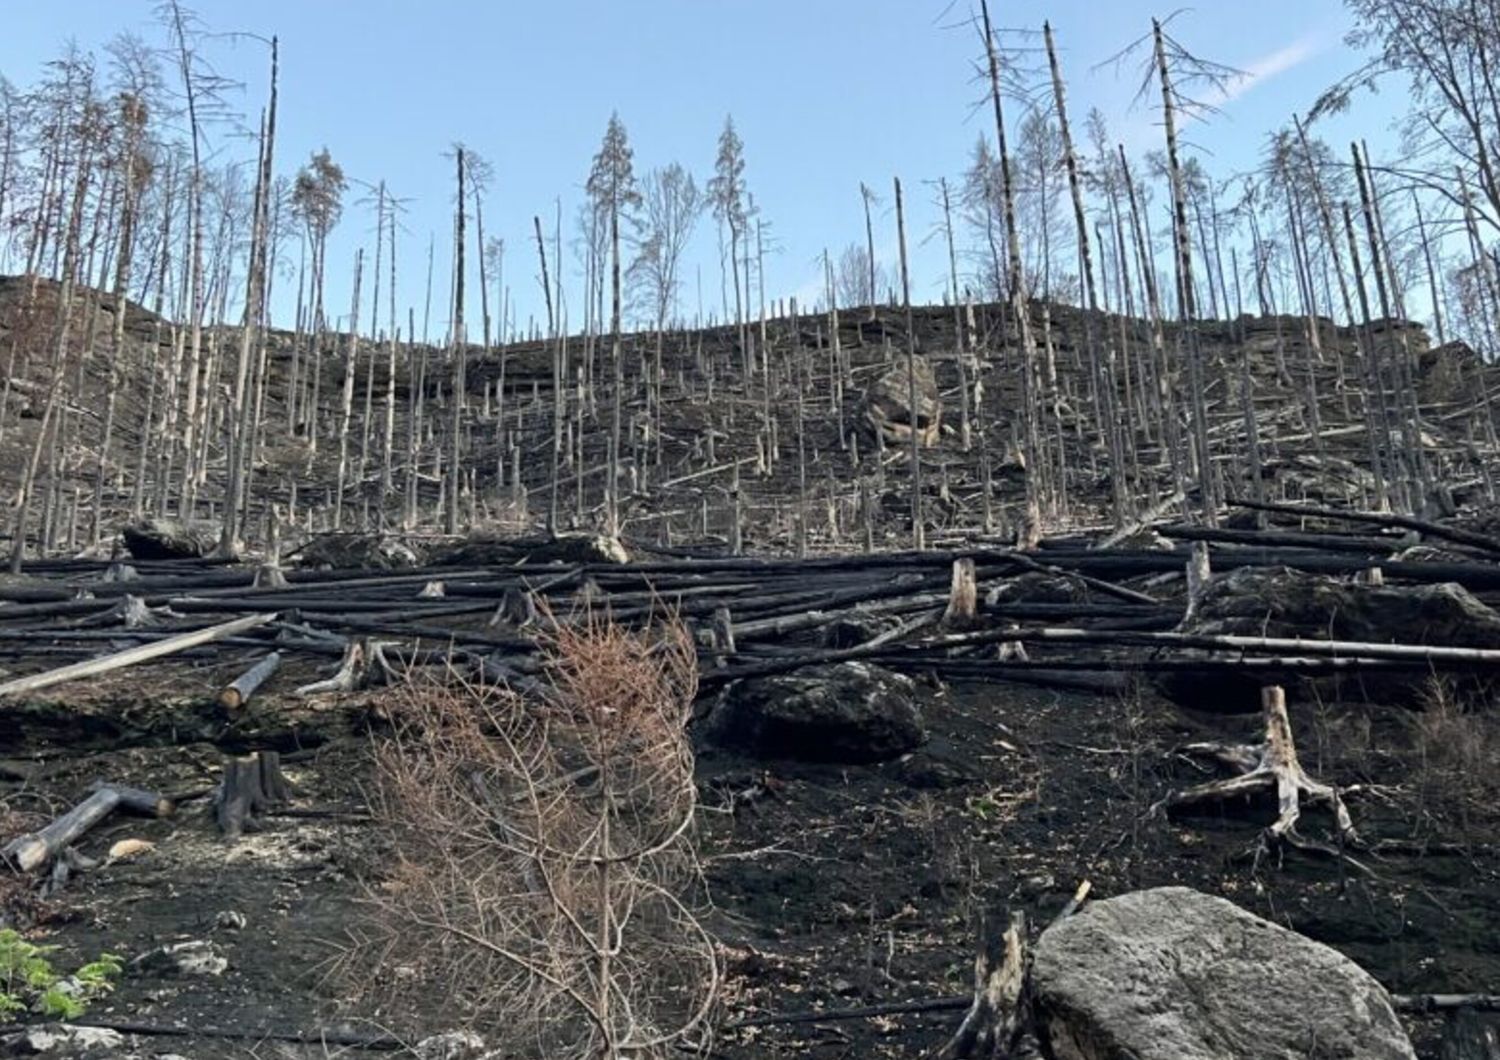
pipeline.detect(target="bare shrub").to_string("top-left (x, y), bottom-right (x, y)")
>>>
top-left (351, 614), bottom-right (717, 1058)
top-left (1409, 677), bottom-right (1500, 834)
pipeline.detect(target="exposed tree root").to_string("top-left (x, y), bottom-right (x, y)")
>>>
top-left (295, 637), bottom-right (401, 696)
top-left (1160, 685), bottom-right (1363, 865)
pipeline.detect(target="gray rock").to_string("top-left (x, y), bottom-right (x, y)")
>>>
top-left (413, 1031), bottom-right (487, 1060)
top-left (865, 356), bottom-right (941, 446)
top-left (1, 1024), bottom-right (124, 1054)
top-left (1033, 887), bottom-right (1416, 1060)
top-left (709, 662), bottom-right (925, 763)
top-left (526, 533), bottom-right (629, 565)
top-left (131, 939), bottom-right (228, 977)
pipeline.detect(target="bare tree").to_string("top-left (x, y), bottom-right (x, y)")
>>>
top-left (836, 241), bottom-right (885, 309)
top-left (1336, 0), bottom-right (1500, 231)
top-left (632, 163), bottom-right (702, 331)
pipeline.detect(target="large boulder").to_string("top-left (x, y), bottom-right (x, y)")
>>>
top-left (1162, 566), bottom-right (1500, 710)
top-left (708, 662), bottom-right (925, 763)
top-left (297, 533), bottom-right (421, 570)
top-left (0, 1024), bottom-right (126, 1055)
top-left (1257, 453), bottom-right (1377, 504)
top-left (120, 516), bottom-right (218, 560)
top-left (1033, 887), bottom-right (1416, 1060)
top-left (865, 356), bottom-right (941, 447)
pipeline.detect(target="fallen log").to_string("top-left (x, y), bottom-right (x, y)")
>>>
top-left (0, 613), bottom-right (276, 700)
top-left (1229, 496), bottom-right (1500, 557)
top-left (2, 782), bottom-right (171, 872)
top-left (1002, 550), bottom-right (1159, 606)
top-left (88, 781), bottom-right (176, 818)
top-left (10, 1019), bottom-right (402, 1050)
top-left (219, 651), bottom-right (282, 709)
top-left (1159, 523), bottom-right (1402, 554)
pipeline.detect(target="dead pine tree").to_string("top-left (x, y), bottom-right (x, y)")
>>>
top-left (92, 77), bottom-right (152, 549)
top-left (1046, 21), bottom-right (1131, 525)
top-left (894, 177), bottom-right (924, 550)
top-left (860, 181), bottom-right (880, 320)
top-left (219, 35), bottom-right (278, 556)
top-left (709, 117), bottom-right (750, 379)
top-left (291, 148), bottom-right (347, 450)
top-left (586, 113), bottom-right (641, 539)
top-left (977, 0), bottom-right (1044, 542)
top-left (9, 84), bottom-right (98, 572)
top-left (446, 145), bottom-right (467, 535)
top-left (1109, 17), bottom-right (1241, 523)
top-left (333, 249), bottom-right (364, 529)
top-left (1151, 17), bottom-right (1226, 523)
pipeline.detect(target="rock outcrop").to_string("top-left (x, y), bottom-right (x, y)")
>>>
top-left (865, 356), bottom-right (941, 447)
top-left (120, 516), bottom-right (218, 560)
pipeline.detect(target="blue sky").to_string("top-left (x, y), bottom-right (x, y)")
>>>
top-left (1, 1), bottom-right (1397, 336)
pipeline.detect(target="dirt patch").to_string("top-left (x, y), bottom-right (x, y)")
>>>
top-left (2, 677), bottom-right (1498, 1057)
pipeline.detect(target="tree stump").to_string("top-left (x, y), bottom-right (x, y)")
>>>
top-left (215, 751), bottom-right (290, 840)
top-left (938, 910), bottom-right (1029, 1059)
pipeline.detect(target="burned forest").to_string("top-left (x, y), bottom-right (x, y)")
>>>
top-left (5, 1), bottom-right (1500, 1057)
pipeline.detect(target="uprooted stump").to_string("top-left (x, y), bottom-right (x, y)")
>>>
top-left (1031, 887), bottom-right (1417, 1060)
top-left (1158, 685), bottom-right (1358, 862)
top-left (295, 638), bottom-right (400, 696)
top-left (706, 662), bottom-right (926, 763)
top-left (1159, 565), bottom-right (1500, 711)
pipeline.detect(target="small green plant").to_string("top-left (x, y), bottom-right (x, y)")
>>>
top-left (0, 929), bottom-right (122, 1021)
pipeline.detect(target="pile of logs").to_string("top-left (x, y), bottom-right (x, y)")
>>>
top-left (0, 500), bottom-right (1498, 713)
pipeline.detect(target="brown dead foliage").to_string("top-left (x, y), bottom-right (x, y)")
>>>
top-left (347, 612), bottom-right (718, 1059)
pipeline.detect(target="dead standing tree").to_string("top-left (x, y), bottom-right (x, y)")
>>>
top-left (708, 116), bottom-right (749, 378)
top-left (586, 113), bottom-right (640, 538)
top-left (1146, 17), bottom-right (1239, 524)
top-left (632, 162), bottom-right (703, 469)
top-left (219, 34), bottom-right (278, 556)
top-left (446, 144), bottom-right (468, 535)
top-left (977, 0), bottom-right (1044, 542)
top-left (8, 65), bottom-right (102, 573)
top-left (290, 147), bottom-right (346, 447)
